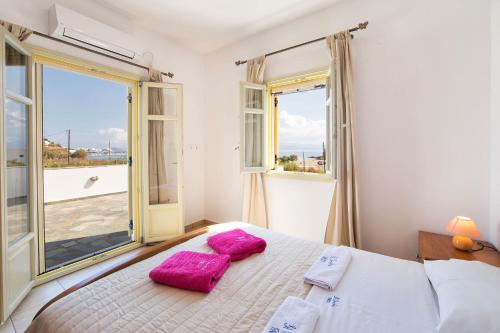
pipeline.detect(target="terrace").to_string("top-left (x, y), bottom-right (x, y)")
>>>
top-left (39, 160), bottom-right (132, 270)
top-left (44, 191), bottom-right (131, 270)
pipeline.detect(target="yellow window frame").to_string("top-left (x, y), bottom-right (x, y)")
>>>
top-left (266, 69), bottom-right (334, 182)
top-left (28, 45), bottom-right (143, 283)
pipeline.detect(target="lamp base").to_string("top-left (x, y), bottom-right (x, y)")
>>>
top-left (451, 235), bottom-right (474, 251)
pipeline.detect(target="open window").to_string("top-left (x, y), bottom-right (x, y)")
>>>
top-left (268, 71), bottom-right (331, 175)
top-left (240, 82), bottom-right (267, 172)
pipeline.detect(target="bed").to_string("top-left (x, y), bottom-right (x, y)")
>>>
top-left (27, 222), bottom-right (440, 333)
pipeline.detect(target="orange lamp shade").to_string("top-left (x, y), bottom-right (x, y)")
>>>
top-left (446, 216), bottom-right (481, 238)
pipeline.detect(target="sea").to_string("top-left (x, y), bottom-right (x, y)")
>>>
top-left (278, 150), bottom-right (324, 162)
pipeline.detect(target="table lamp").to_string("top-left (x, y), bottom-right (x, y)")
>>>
top-left (446, 216), bottom-right (481, 251)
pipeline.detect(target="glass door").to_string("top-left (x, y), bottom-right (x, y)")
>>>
top-left (141, 82), bottom-right (183, 242)
top-left (36, 62), bottom-right (134, 272)
top-left (0, 28), bottom-right (36, 323)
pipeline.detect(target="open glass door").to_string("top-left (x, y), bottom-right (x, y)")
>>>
top-left (34, 59), bottom-right (136, 273)
top-left (0, 28), bottom-right (36, 322)
top-left (141, 82), bottom-right (183, 242)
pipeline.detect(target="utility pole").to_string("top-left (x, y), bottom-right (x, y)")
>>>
top-left (108, 140), bottom-right (111, 160)
top-left (67, 129), bottom-right (71, 165)
top-left (302, 152), bottom-right (306, 172)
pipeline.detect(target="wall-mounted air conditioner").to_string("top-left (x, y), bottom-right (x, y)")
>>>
top-left (48, 4), bottom-right (143, 60)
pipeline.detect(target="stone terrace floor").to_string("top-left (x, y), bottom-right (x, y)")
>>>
top-left (44, 192), bottom-right (131, 270)
top-left (44, 192), bottom-right (129, 242)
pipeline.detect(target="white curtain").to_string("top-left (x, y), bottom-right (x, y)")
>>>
top-left (0, 20), bottom-right (32, 41)
top-left (148, 68), bottom-right (169, 204)
top-left (324, 32), bottom-right (361, 247)
top-left (242, 56), bottom-right (268, 228)
top-left (244, 113), bottom-right (262, 167)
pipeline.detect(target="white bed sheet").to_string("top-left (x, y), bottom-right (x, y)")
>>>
top-left (306, 246), bottom-right (439, 333)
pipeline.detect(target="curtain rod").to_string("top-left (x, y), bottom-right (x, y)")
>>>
top-left (234, 21), bottom-right (368, 66)
top-left (32, 31), bottom-right (174, 78)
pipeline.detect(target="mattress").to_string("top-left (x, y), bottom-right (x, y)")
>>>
top-left (27, 223), bottom-right (326, 333)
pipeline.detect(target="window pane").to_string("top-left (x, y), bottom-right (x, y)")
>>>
top-left (277, 88), bottom-right (326, 173)
top-left (5, 99), bottom-right (29, 245)
top-left (148, 87), bottom-right (177, 116)
top-left (148, 120), bottom-right (178, 204)
top-left (5, 43), bottom-right (28, 97)
top-left (244, 113), bottom-right (263, 168)
top-left (245, 87), bottom-right (263, 109)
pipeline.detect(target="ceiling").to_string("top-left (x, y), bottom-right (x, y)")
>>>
top-left (91, 0), bottom-right (340, 54)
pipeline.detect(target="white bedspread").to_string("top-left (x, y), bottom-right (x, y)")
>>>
top-left (28, 223), bottom-right (326, 333)
top-left (306, 247), bottom-right (439, 333)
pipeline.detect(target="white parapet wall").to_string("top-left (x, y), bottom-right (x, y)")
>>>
top-left (6, 167), bottom-right (28, 199)
top-left (44, 165), bottom-right (128, 203)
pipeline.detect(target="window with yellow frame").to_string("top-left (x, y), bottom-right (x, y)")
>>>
top-left (266, 70), bottom-right (333, 178)
top-left (29, 47), bottom-right (142, 279)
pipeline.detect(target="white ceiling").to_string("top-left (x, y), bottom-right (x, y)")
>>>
top-left (91, 0), bottom-right (340, 54)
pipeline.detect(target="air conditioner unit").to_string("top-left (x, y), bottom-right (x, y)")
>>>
top-left (48, 4), bottom-right (143, 60)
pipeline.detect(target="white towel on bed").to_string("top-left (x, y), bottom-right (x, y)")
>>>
top-left (304, 246), bottom-right (351, 290)
top-left (261, 296), bottom-right (320, 333)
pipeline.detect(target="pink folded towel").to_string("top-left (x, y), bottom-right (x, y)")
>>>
top-left (207, 228), bottom-right (267, 261)
top-left (149, 251), bottom-right (231, 293)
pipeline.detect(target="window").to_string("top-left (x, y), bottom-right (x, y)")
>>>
top-left (240, 82), bottom-right (267, 172)
top-left (268, 72), bottom-right (331, 175)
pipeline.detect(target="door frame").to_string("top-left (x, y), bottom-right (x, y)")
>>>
top-left (30, 48), bottom-right (142, 279)
top-left (140, 82), bottom-right (184, 243)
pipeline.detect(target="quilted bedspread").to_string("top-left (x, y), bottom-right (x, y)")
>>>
top-left (27, 223), bottom-right (326, 333)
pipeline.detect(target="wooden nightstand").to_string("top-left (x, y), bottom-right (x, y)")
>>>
top-left (418, 231), bottom-right (500, 267)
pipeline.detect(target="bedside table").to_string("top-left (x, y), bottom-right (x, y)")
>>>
top-left (418, 231), bottom-right (500, 267)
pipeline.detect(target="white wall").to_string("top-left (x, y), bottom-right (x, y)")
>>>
top-left (264, 177), bottom-right (334, 242)
top-left (491, 0), bottom-right (500, 249)
top-left (0, 0), bottom-right (206, 225)
top-left (6, 167), bottom-right (27, 199)
top-left (204, 0), bottom-right (492, 259)
top-left (43, 165), bottom-right (127, 202)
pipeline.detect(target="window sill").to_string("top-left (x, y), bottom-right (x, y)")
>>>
top-left (265, 170), bottom-right (335, 183)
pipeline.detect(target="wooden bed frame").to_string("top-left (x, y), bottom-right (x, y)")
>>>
top-left (34, 227), bottom-right (209, 319)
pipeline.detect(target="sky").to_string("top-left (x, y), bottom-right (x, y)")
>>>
top-left (278, 88), bottom-right (326, 154)
top-left (42, 65), bottom-right (129, 151)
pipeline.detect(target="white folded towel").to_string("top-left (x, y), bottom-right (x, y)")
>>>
top-left (261, 296), bottom-right (320, 333)
top-left (304, 246), bottom-right (352, 290)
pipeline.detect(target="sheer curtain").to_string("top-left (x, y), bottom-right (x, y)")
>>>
top-left (324, 32), bottom-right (361, 247)
top-left (148, 68), bottom-right (169, 204)
top-left (242, 56), bottom-right (268, 228)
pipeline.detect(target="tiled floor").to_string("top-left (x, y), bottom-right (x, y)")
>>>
top-left (0, 247), bottom-right (143, 333)
top-left (45, 231), bottom-right (131, 270)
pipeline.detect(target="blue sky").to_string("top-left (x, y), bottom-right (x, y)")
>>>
top-left (43, 65), bottom-right (128, 150)
top-left (278, 88), bottom-right (326, 153)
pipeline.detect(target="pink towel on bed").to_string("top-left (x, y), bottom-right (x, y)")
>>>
top-left (207, 228), bottom-right (267, 261)
top-left (149, 251), bottom-right (231, 293)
